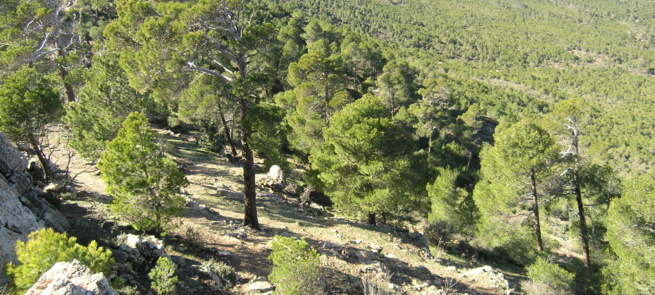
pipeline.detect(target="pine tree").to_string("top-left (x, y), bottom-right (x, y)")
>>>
top-left (64, 53), bottom-right (150, 161)
top-left (0, 67), bottom-right (63, 181)
top-left (474, 120), bottom-right (558, 260)
top-left (310, 95), bottom-right (414, 224)
top-left (427, 168), bottom-right (476, 233)
top-left (98, 112), bottom-right (188, 233)
top-left (105, 0), bottom-right (277, 229)
top-left (286, 41), bottom-right (351, 153)
top-left (604, 173), bottom-right (655, 293)
top-left (0, 0), bottom-right (87, 103)
top-left (376, 59), bottom-right (418, 119)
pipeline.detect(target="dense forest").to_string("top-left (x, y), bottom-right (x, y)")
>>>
top-left (1, 0), bottom-right (654, 294)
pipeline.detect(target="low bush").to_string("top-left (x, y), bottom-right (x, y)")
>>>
top-left (268, 236), bottom-right (324, 295)
top-left (149, 257), bottom-right (178, 295)
top-left (202, 259), bottom-right (236, 284)
top-left (5, 228), bottom-right (114, 291)
top-left (184, 226), bottom-right (203, 249)
top-left (521, 257), bottom-right (574, 295)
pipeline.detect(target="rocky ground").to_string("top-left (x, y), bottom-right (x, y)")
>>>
top-left (33, 126), bottom-right (527, 294)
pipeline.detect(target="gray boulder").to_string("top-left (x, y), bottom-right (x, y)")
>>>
top-left (0, 132), bottom-right (45, 285)
top-left (0, 132), bottom-right (71, 284)
top-left (255, 165), bottom-right (286, 192)
top-left (119, 234), bottom-right (166, 263)
top-left (24, 259), bottom-right (117, 295)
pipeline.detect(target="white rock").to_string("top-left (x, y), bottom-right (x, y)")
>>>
top-left (248, 281), bottom-right (275, 293)
top-left (466, 265), bottom-right (494, 276)
top-left (24, 260), bottom-right (117, 295)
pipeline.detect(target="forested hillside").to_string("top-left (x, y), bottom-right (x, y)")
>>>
top-left (299, 0), bottom-right (655, 178)
top-left (1, 0), bottom-right (654, 294)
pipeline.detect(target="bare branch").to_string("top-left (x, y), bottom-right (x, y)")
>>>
top-left (187, 62), bottom-right (234, 83)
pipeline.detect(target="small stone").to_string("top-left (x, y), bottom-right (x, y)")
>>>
top-left (248, 281), bottom-right (275, 293)
top-left (171, 255), bottom-right (185, 267)
top-left (466, 265), bottom-right (494, 276)
top-left (414, 282), bottom-right (430, 290)
top-left (111, 250), bottom-right (128, 264)
top-left (446, 266), bottom-right (457, 271)
top-left (387, 283), bottom-right (400, 290)
top-left (367, 243), bottom-right (383, 253)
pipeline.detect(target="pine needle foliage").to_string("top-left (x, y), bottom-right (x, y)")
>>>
top-left (98, 112), bottom-right (188, 233)
top-left (149, 257), bottom-right (178, 295)
top-left (5, 228), bottom-right (114, 292)
top-left (268, 236), bottom-right (323, 295)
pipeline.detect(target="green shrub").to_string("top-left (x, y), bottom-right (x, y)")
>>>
top-left (5, 228), bottom-right (114, 291)
top-left (198, 131), bottom-right (226, 153)
top-left (268, 236), bottom-right (323, 295)
top-left (201, 259), bottom-right (236, 284)
top-left (521, 257), bottom-right (574, 295)
top-left (98, 112), bottom-right (189, 233)
top-left (149, 257), bottom-right (178, 295)
top-left (115, 285), bottom-right (140, 295)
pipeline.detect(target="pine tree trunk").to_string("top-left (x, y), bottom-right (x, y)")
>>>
top-left (367, 213), bottom-right (376, 225)
top-left (216, 99), bottom-right (237, 156)
top-left (57, 64), bottom-right (75, 104)
top-left (238, 98), bottom-right (260, 230)
top-left (428, 132), bottom-right (432, 154)
top-left (55, 34), bottom-right (75, 103)
top-left (466, 150), bottom-right (473, 171)
top-left (28, 133), bottom-right (53, 182)
top-left (574, 166), bottom-right (591, 270)
top-left (531, 169), bottom-right (543, 252)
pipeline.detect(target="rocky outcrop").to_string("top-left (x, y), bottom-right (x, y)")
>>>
top-left (24, 260), bottom-right (118, 295)
top-left (0, 132), bottom-right (68, 285)
top-left (255, 165), bottom-right (285, 193)
top-left (119, 234), bottom-right (166, 265)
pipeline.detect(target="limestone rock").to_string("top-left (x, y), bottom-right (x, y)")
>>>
top-left (248, 281), bottom-right (275, 293)
top-left (170, 255), bottom-right (185, 267)
top-left (366, 243), bottom-right (384, 253)
top-left (43, 182), bottom-right (65, 193)
top-left (466, 265), bottom-right (494, 276)
top-left (120, 234), bottom-right (165, 263)
top-left (217, 189), bottom-right (244, 201)
top-left (24, 260), bottom-right (118, 295)
top-left (0, 132), bottom-right (32, 194)
top-left (111, 250), bottom-right (128, 264)
top-left (267, 165), bottom-right (285, 187)
top-left (255, 165), bottom-right (285, 192)
top-left (0, 133), bottom-right (43, 285)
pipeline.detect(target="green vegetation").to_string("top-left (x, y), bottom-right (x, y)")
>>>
top-left (201, 259), bottom-right (237, 285)
top-left (0, 67), bottom-right (63, 181)
top-left (64, 53), bottom-right (151, 161)
top-left (474, 120), bottom-right (559, 261)
top-left (149, 257), bottom-right (178, 295)
top-left (268, 236), bottom-right (322, 295)
top-left (605, 173), bottom-right (655, 294)
top-left (522, 257), bottom-right (575, 295)
top-left (5, 229), bottom-right (114, 292)
top-left (3, 0), bottom-right (655, 292)
top-left (98, 112), bottom-right (188, 233)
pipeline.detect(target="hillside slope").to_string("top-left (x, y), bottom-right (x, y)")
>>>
top-left (295, 0), bottom-right (655, 177)
top-left (49, 127), bottom-right (525, 294)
